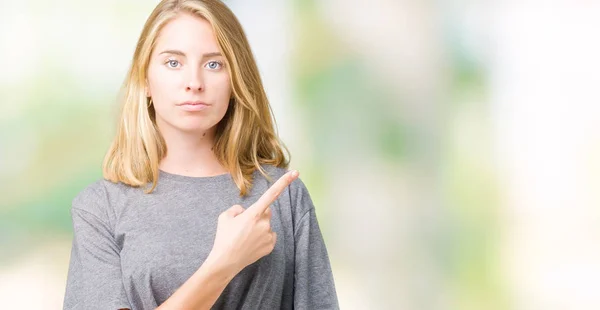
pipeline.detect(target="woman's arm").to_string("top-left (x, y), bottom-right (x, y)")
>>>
top-left (156, 254), bottom-right (236, 310)
top-left (63, 185), bottom-right (131, 310)
top-left (291, 179), bottom-right (340, 310)
top-left (158, 170), bottom-right (300, 309)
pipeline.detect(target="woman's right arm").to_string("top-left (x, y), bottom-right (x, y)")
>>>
top-left (157, 170), bottom-right (300, 310)
top-left (155, 253), bottom-right (236, 310)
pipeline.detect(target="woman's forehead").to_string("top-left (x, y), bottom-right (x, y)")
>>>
top-left (154, 13), bottom-right (220, 56)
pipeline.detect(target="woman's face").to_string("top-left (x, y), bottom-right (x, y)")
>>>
top-left (146, 13), bottom-right (232, 134)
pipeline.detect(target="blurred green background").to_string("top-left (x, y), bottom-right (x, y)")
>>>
top-left (1, 0), bottom-right (599, 309)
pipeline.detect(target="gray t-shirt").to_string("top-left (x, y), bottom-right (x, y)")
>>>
top-left (63, 165), bottom-right (338, 310)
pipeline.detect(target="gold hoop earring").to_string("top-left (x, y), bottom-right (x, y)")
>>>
top-left (147, 98), bottom-right (153, 108)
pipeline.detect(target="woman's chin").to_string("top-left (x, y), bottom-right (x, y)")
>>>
top-left (174, 121), bottom-right (216, 134)
top-left (156, 116), bottom-right (218, 135)
top-left (175, 125), bottom-right (211, 134)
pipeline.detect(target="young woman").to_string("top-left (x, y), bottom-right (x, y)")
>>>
top-left (62, 0), bottom-right (339, 309)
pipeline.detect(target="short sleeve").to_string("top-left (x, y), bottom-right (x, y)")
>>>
top-left (63, 184), bottom-right (130, 310)
top-left (291, 180), bottom-right (340, 310)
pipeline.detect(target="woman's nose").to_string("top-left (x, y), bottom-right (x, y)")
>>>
top-left (186, 68), bottom-right (204, 92)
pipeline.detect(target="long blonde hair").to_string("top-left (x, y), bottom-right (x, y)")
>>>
top-left (103, 0), bottom-right (289, 196)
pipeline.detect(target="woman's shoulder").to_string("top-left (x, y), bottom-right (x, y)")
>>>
top-left (71, 178), bottom-right (131, 218)
top-left (256, 164), bottom-right (287, 180)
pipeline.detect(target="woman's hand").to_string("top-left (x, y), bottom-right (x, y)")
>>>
top-left (207, 170), bottom-right (299, 275)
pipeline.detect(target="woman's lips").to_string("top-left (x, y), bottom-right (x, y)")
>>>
top-left (178, 101), bottom-right (210, 111)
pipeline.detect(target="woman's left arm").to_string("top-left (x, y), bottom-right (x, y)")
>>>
top-left (291, 179), bottom-right (340, 310)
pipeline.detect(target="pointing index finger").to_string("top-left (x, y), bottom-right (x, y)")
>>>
top-left (247, 170), bottom-right (299, 216)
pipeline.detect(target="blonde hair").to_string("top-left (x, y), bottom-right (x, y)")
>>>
top-left (103, 0), bottom-right (289, 196)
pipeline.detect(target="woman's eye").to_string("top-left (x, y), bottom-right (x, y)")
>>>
top-left (166, 59), bottom-right (180, 68)
top-left (205, 60), bottom-right (223, 70)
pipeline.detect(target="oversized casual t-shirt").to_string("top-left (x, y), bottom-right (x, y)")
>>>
top-left (63, 165), bottom-right (339, 310)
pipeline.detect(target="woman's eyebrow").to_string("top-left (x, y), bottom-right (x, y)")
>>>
top-left (201, 52), bottom-right (222, 58)
top-left (158, 50), bottom-right (222, 58)
top-left (159, 49), bottom-right (186, 56)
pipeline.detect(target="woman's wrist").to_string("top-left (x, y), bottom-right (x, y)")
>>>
top-left (157, 251), bottom-right (239, 309)
top-left (204, 251), bottom-right (239, 281)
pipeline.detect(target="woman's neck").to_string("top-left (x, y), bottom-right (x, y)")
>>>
top-left (158, 128), bottom-right (228, 177)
